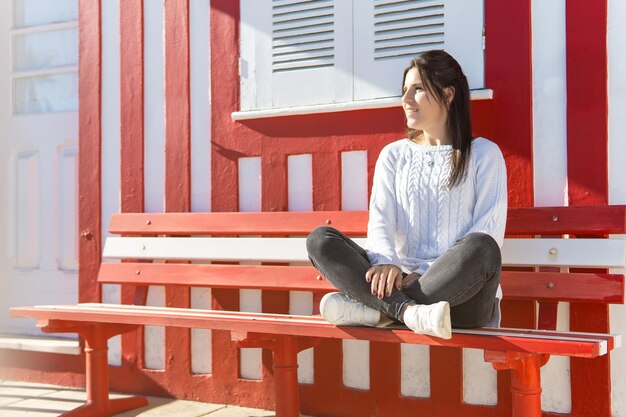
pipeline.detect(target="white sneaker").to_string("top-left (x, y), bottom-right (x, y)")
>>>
top-left (403, 301), bottom-right (452, 339)
top-left (320, 292), bottom-right (381, 327)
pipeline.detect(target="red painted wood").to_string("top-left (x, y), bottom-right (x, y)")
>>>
top-left (566, 0), bottom-right (609, 207)
top-left (119, 0), bottom-right (144, 214)
top-left (566, 1), bottom-right (611, 415)
top-left (485, 0), bottom-right (534, 209)
top-left (506, 205), bottom-right (626, 235)
top-left (109, 211), bottom-right (369, 235)
top-left (501, 271), bottom-right (624, 303)
top-left (430, 347), bottom-right (463, 414)
top-left (164, 0), bottom-right (191, 213)
top-left (485, 351), bottom-right (549, 417)
top-left (99, 264), bottom-right (624, 304)
top-left (12, 306), bottom-right (610, 359)
top-left (119, 0), bottom-right (146, 385)
top-left (109, 205), bottom-right (626, 236)
top-left (163, 0), bottom-right (192, 399)
top-left (38, 320), bottom-right (147, 417)
top-left (78, 0), bottom-right (103, 304)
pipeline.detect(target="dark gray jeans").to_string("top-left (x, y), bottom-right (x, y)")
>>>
top-left (306, 226), bottom-right (501, 328)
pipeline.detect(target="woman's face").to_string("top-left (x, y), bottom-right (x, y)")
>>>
top-left (402, 67), bottom-right (449, 133)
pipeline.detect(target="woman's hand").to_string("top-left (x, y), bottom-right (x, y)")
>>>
top-left (365, 264), bottom-right (402, 299)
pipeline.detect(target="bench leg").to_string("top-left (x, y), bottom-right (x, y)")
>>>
top-left (234, 332), bottom-right (320, 417)
top-left (38, 320), bottom-right (148, 417)
top-left (485, 351), bottom-right (550, 417)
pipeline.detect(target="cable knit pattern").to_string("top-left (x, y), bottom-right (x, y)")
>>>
top-left (365, 137), bottom-right (508, 298)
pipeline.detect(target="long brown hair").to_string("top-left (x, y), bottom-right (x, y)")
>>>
top-left (402, 50), bottom-right (473, 188)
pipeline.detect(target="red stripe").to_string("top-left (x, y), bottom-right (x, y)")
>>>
top-left (119, 0), bottom-right (146, 386)
top-left (78, 0), bottom-right (102, 304)
top-left (164, 0), bottom-right (191, 213)
top-left (566, 0), bottom-right (609, 207)
top-left (120, 0), bottom-right (144, 214)
top-left (566, 1), bottom-right (611, 416)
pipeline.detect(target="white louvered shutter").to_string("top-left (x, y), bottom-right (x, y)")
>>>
top-left (240, 0), bottom-right (353, 110)
top-left (353, 0), bottom-right (484, 101)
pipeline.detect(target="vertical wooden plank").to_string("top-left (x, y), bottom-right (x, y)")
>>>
top-left (78, 0), bottom-right (102, 304)
top-left (566, 0), bottom-right (608, 207)
top-left (163, 0), bottom-right (192, 387)
top-left (566, 1), bottom-right (610, 415)
top-left (209, 0), bottom-right (242, 402)
top-left (120, 0), bottom-right (145, 213)
top-left (119, 0), bottom-right (146, 372)
top-left (164, 0), bottom-right (191, 213)
top-left (484, 0), bottom-right (534, 208)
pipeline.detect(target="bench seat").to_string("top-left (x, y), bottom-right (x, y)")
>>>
top-left (14, 303), bottom-right (620, 358)
top-left (10, 206), bottom-right (626, 417)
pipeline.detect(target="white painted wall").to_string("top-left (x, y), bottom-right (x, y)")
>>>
top-left (530, 0), bottom-right (571, 413)
top-left (101, 0), bottom-right (122, 365)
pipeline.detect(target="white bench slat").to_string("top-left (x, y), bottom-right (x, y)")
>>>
top-left (103, 237), bottom-right (626, 268)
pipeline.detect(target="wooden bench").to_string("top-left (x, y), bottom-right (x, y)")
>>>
top-left (11, 205), bottom-right (625, 417)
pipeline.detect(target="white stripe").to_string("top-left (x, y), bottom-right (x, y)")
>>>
top-left (103, 236), bottom-right (625, 268)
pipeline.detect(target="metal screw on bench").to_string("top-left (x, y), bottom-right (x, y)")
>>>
top-left (552, 216), bottom-right (558, 222)
top-left (325, 219), bottom-right (332, 225)
top-left (146, 220), bottom-right (151, 225)
top-left (81, 229), bottom-right (94, 240)
top-left (547, 282), bottom-right (555, 289)
top-left (316, 275), bottom-right (322, 281)
top-left (549, 247), bottom-right (557, 255)
top-left (136, 270), bottom-right (141, 275)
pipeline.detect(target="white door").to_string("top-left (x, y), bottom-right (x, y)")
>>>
top-left (0, 0), bottom-right (79, 336)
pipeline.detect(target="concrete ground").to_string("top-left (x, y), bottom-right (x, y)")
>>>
top-left (0, 380), bottom-right (276, 417)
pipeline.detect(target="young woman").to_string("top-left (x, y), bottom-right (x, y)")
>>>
top-left (306, 50), bottom-right (507, 339)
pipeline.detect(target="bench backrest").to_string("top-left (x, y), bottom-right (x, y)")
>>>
top-left (99, 206), bottom-right (626, 327)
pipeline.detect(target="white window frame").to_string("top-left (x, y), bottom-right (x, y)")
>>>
top-left (237, 0), bottom-right (487, 119)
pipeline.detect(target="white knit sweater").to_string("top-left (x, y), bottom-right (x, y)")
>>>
top-left (365, 137), bottom-right (507, 300)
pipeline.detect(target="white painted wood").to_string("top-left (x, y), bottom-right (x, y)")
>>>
top-left (100, 0), bottom-right (121, 365)
top-left (609, 0), bottom-right (626, 413)
top-left (232, 89), bottom-right (493, 120)
top-left (240, 0), bottom-right (353, 110)
top-left (13, 0), bottom-right (78, 27)
top-left (144, 286), bottom-right (165, 370)
top-left (56, 144), bottom-right (78, 272)
top-left (532, 0), bottom-right (567, 207)
top-left (238, 157), bottom-right (261, 212)
top-left (144, 0), bottom-right (165, 213)
top-left (102, 283), bottom-right (122, 366)
top-left (0, 0), bottom-right (78, 336)
top-left (190, 286), bottom-right (212, 374)
top-left (353, 0), bottom-right (484, 101)
top-left (12, 148), bottom-right (40, 269)
top-left (290, 291), bottom-right (314, 384)
top-left (463, 348), bottom-right (497, 405)
top-left (502, 238), bottom-right (625, 268)
top-left (239, 288), bottom-right (263, 380)
top-left (103, 237), bottom-right (626, 269)
top-left (341, 151), bottom-right (368, 211)
top-left (190, 0), bottom-right (211, 213)
top-left (288, 154), bottom-right (313, 212)
top-left (343, 339), bottom-right (370, 390)
top-left (400, 344), bottom-right (430, 397)
top-left (541, 355), bottom-right (571, 413)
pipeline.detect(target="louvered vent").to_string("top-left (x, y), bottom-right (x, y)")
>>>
top-left (272, 0), bottom-right (335, 72)
top-left (374, 0), bottom-right (444, 61)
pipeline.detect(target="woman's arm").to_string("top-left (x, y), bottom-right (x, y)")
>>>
top-left (365, 145), bottom-right (402, 267)
top-left (465, 140), bottom-right (508, 247)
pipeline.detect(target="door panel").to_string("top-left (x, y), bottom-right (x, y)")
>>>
top-left (0, 0), bottom-right (78, 336)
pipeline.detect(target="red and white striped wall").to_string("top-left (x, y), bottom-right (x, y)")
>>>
top-left (2, 0), bottom-right (626, 416)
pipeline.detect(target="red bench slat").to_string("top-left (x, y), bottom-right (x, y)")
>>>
top-left (11, 305), bottom-right (607, 358)
top-left (108, 206), bottom-right (626, 236)
top-left (98, 263), bottom-right (624, 304)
